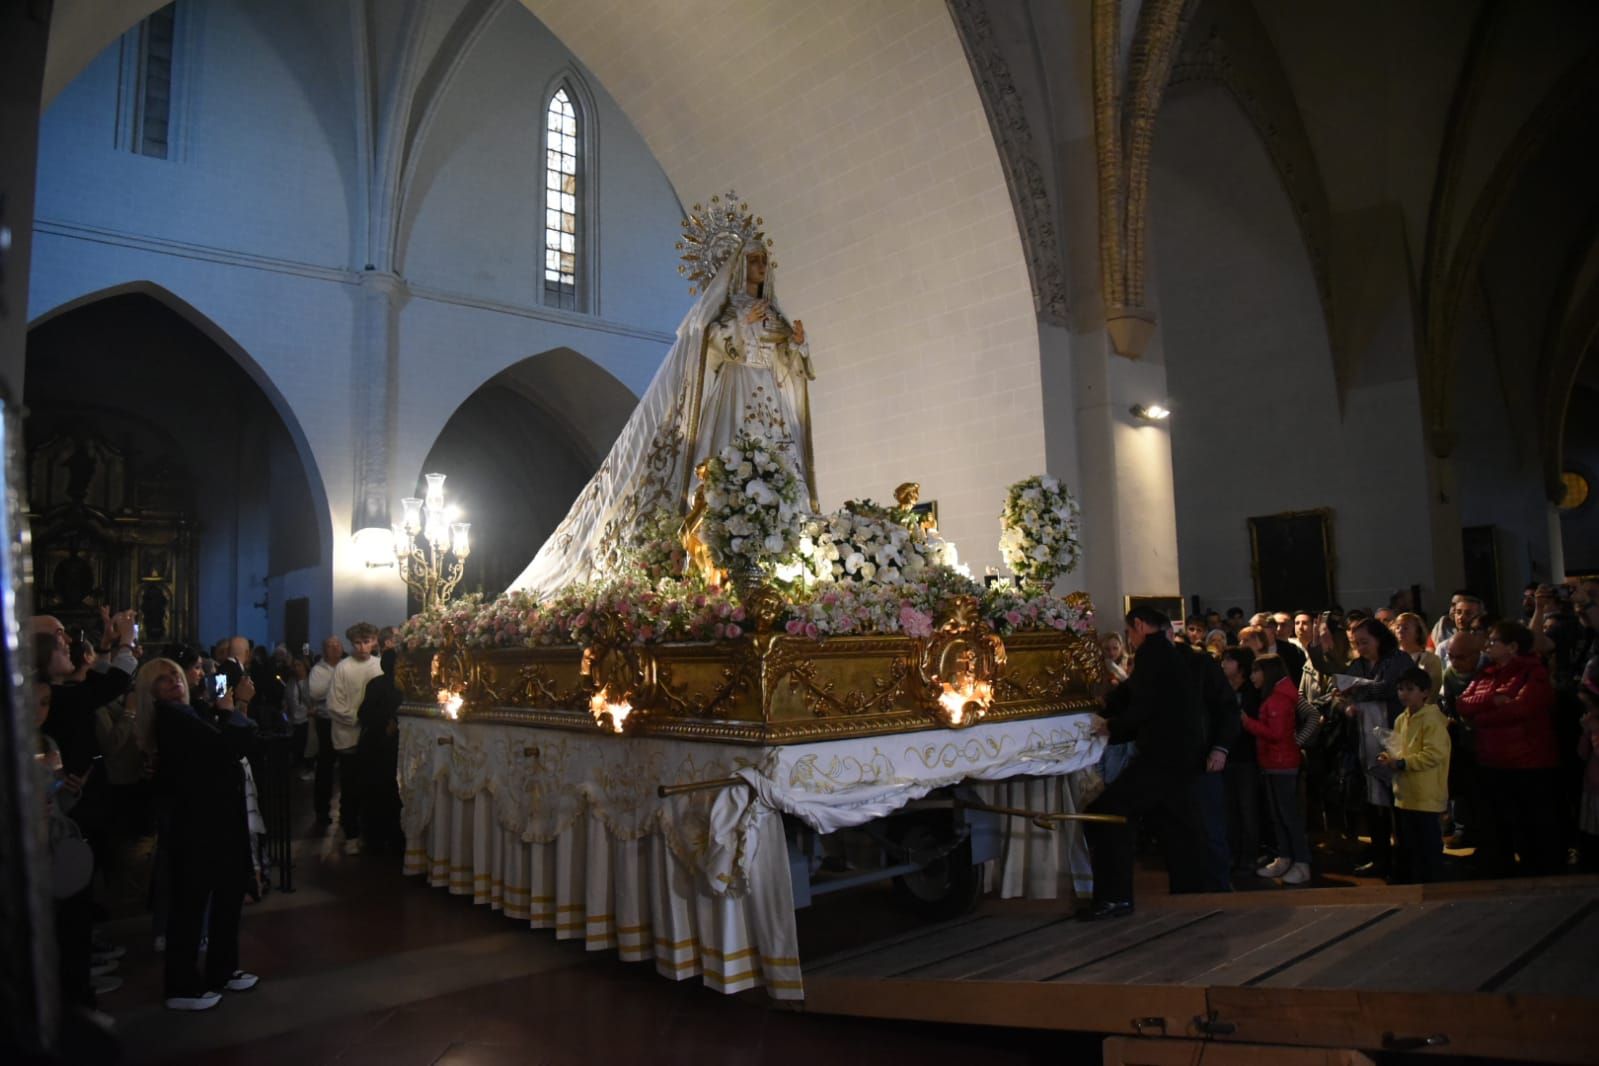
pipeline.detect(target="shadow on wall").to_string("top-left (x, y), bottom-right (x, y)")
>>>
top-left (410, 347), bottom-right (635, 604)
top-left (25, 288), bottom-right (328, 647)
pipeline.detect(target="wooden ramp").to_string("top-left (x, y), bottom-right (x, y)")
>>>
top-left (803, 878), bottom-right (1599, 1064)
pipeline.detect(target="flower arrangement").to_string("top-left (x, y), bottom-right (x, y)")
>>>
top-left (794, 500), bottom-right (951, 586)
top-left (399, 565), bottom-right (1093, 650)
top-left (982, 584), bottom-right (1095, 636)
top-left (998, 475), bottom-right (1082, 587)
top-left (701, 429), bottom-right (805, 577)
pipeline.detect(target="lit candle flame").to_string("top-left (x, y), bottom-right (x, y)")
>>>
top-left (937, 677), bottom-right (993, 728)
top-left (437, 688), bottom-right (463, 720)
top-left (589, 688), bottom-right (633, 734)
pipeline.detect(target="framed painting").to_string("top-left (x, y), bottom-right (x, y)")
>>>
top-left (1248, 509), bottom-right (1335, 612)
top-left (1123, 594), bottom-right (1185, 625)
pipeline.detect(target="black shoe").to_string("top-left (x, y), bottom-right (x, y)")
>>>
top-left (1076, 900), bottom-right (1134, 921)
top-left (1352, 861), bottom-right (1389, 877)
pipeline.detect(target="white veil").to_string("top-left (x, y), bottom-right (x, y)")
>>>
top-left (506, 254), bottom-right (742, 597)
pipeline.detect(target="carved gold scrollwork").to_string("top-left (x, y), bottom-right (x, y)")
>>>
top-left (579, 610), bottom-right (658, 733)
top-left (909, 595), bottom-right (1007, 728)
top-left (651, 642), bottom-right (759, 720)
top-left (764, 640), bottom-right (912, 719)
top-left (513, 661), bottom-right (591, 711)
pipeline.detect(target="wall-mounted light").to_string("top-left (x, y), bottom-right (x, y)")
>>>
top-left (1130, 403), bottom-right (1171, 422)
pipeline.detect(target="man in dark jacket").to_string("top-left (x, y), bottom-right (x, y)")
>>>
top-left (1081, 606), bottom-right (1209, 918)
top-left (1181, 631), bottom-right (1239, 892)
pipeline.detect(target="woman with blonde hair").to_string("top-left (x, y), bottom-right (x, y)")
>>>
top-left (145, 657), bottom-right (260, 1011)
top-left (1393, 612), bottom-right (1443, 699)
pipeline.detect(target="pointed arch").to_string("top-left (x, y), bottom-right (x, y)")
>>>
top-left (539, 67), bottom-right (599, 314)
top-left (28, 280), bottom-right (334, 578)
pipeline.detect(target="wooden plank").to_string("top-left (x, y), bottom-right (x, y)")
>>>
top-left (1178, 906), bottom-right (1397, 987)
top-left (1102, 1035), bottom-right (1374, 1066)
top-left (1262, 895), bottom-right (1591, 992)
top-left (957, 909), bottom-right (1220, 982)
top-left (804, 975), bottom-right (1208, 1038)
top-left (1057, 907), bottom-right (1392, 987)
top-left (1492, 898), bottom-right (1599, 997)
top-left (803, 911), bottom-right (989, 974)
top-left (812, 913), bottom-right (1065, 979)
top-left (1207, 987), bottom-right (1599, 1065)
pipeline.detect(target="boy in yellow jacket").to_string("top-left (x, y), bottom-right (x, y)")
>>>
top-left (1378, 666), bottom-right (1453, 883)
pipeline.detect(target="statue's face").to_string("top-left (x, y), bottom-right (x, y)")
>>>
top-left (744, 251), bottom-right (767, 286)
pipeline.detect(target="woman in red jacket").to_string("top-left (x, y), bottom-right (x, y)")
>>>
top-left (1243, 654), bottom-right (1311, 884)
top-left (1456, 620), bottom-right (1561, 876)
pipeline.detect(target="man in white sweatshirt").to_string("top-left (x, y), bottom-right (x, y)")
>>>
top-left (327, 622), bottom-right (382, 854)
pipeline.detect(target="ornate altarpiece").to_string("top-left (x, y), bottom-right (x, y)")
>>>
top-left (27, 431), bottom-right (197, 646)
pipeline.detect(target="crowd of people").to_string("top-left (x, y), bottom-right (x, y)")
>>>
top-left (32, 611), bottom-right (405, 1024)
top-left (1079, 579), bottom-right (1599, 918)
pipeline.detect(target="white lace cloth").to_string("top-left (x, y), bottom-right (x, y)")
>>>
top-left (398, 712), bottom-right (1101, 999)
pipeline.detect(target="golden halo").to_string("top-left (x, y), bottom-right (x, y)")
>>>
top-left (676, 189), bottom-right (774, 293)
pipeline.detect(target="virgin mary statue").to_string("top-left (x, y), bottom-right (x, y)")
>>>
top-left (508, 206), bottom-right (816, 597)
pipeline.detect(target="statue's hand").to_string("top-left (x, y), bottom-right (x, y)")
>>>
top-left (791, 318), bottom-right (805, 345)
top-left (742, 299), bottom-right (770, 325)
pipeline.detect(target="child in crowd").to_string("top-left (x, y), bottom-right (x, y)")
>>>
top-left (1243, 653), bottom-right (1311, 884)
top-left (1578, 681), bottom-right (1599, 871)
top-left (1379, 666), bottom-right (1452, 883)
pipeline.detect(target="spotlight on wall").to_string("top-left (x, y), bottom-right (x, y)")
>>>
top-left (1130, 403), bottom-right (1171, 423)
top-left (354, 527), bottom-right (397, 569)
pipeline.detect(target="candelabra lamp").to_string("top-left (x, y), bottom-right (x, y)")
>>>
top-left (393, 472), bottom-right (471, 611)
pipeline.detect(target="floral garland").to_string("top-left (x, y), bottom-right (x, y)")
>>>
top-left (399, 567), bottom-right (1093, 651)
top-left (701, 429), bottom-right (805, 576)
top-left (998, 475), bottom-right (1082, 586)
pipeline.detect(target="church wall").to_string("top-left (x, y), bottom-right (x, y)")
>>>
top-left (1151, 88), bottom-right (1436, 615)
top-left (29, 0), bottom-right (687, 638)
top-left (1452, 297), bottom-right (1558, 604)
top-left (522, 0), bottom-right (1050, 578)
top-left (402, 2), bottom-right (684, 333)
top-left (35, 0), bottom-right (357, 269)
top-left (1561, 385), bottom-right (1599, 576)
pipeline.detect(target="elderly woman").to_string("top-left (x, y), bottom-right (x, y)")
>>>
top-left (1334, 618), bottom-right (1412, 879)
top-left (144, 658), bottom-right (260, 1011)
top-left (1456, 621), bottom-right (1561, 876)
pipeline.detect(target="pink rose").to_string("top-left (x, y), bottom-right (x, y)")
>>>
top-left (804, 622), bottom-right (820, 639)
top-left (786, 619), bottom-right (805, 635)
top-left (899, 606), bottom-right (933, 639)
top-left (1005, 609), bottom-right (1023, 627)
top-left (731, 606), bottom-right (747, 622)
top-left (725, 623), bottom-right (743, 639)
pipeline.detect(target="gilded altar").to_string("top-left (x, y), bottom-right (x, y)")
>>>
top-left (396, 595), bottom-right (1103, 745)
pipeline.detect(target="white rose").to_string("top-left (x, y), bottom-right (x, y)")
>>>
top-left (1030, 543), bottom-right (1051, 562)
top-left (763, 533), bottom-right (785, 553)
top-left (845, 551), bottom-right (865, 574)
top-left (798, 535), bottom-right (815, 557)
top-left (731, 536), bottom-right (746, 553)
top-left (859, 561), bottom-right (877, 581)
top-left (737, 461), bottom-right (753, 479)
top-left (1041, 476), bottom-right (1059, 493)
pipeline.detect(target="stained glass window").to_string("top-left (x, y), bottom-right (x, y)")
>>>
top-left (544, 88), bottom-right (580, 310)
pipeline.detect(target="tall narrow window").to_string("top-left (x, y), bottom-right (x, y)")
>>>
top-left (134, 3), bottom-right (178, 158)
top-left (543, 87), bottom-right (580, 310)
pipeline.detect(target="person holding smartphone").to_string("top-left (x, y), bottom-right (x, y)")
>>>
top-left (145, 658), bottom-right (260, 1011)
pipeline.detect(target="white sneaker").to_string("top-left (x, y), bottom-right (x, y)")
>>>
top-left (165, 991), bottom-right (222, 1011)
top-left (343, 837), bottom-right (362, 855)
top-left (1282, 862), bottom-right (1311, 885)
top-left (222, 970), bottom-right (259, 992)
top-left (1256, 857), bottom-right (1291, 878)
top-left (91, 975), bottom-right (123, 995)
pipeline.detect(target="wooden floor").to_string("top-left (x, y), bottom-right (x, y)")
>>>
top-left (802, 877), bottom-right (1599, 1064)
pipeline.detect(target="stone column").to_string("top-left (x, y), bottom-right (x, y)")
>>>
top-left (1070, 326), bottom-right (1182, 622)
top-left (0, 3), bottom-right (61, 1055)
top-left (336, 270), bottom-right (409, 632)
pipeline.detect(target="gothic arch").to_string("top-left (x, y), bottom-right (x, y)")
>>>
top-left (410, 346), bottom-right (634, 598)
top-left (28, 280), bottom-right (334, 572)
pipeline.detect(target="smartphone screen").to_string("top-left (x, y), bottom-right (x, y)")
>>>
top-left (212, 674), bottom-right (227, 698)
